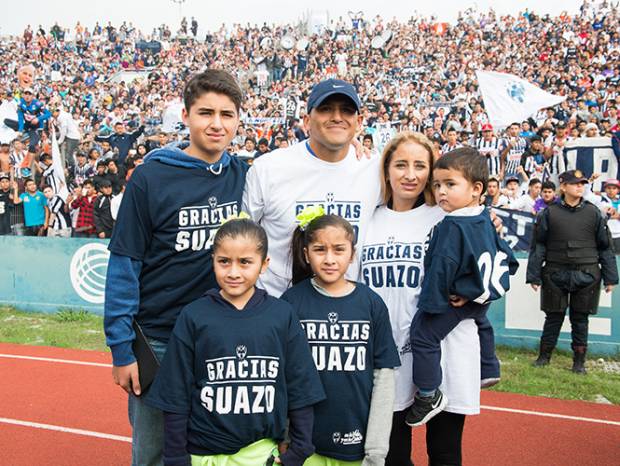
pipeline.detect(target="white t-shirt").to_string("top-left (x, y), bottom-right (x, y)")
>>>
top-left (362, 204), bottom-right (481, 414)
top-left (243, 141), bottom-right (382, 296)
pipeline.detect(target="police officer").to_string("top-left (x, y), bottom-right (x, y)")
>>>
top-left (526, 169), bottom-right (618, 374)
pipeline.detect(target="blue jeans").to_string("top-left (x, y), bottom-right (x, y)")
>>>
top-left (128, 338), bottom-right (167, 466)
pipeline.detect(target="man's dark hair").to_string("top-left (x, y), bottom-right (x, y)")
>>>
top-left (529, 178), bottom-right (542, 187)
top-left (83, 179), bottom-right (94, 188)
top-left (183, 69), bottom-right (243, 113)
top-left (542, 181), bottom-right (556, 191)
top-left (435, 147), bottom-right (489, 192)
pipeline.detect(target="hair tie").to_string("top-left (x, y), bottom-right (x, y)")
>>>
top-left (296, 205), bottom-right (325, 231)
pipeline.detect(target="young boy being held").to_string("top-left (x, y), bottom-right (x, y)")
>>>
top-left (104, 70), bottom-right (249, 465)
top-left (406, 147), bottom-right (518, 427)
top-left (527, 170), bottom-right (617, 373)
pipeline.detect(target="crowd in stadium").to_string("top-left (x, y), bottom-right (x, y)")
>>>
top-left (0, 0), bottom-right (619, 241)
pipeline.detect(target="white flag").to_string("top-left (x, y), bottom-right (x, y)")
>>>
top-left (51, 130), bottom-right (70, 201)
top-left (475, 70), bottom-right (566, 130)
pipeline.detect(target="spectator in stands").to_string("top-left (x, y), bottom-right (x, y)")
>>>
top-left (484, 176), bottom-right (510, 207)
top-left (43, 185), bottom-right (72, 237)
top-left (12, 178), bottom-right (48, 236)
top-left (95, 120), bottom-right (144, 166)
top-left (253, 138), bottom-right (270, 159)
top-left (69, 179), bottom-right (97, 237)
top-left (52, 106), bottom-right (81, 170)
top-left (94, 179), bottom-right (114, 239)
top-left (0, 173), bottom-right (12, 235)
top-left (509, 178), bottom-right (542, 214)
top-left (533, 181), bottom-right (559, 213)
top-left (601, 179), bottom-right (620, 253)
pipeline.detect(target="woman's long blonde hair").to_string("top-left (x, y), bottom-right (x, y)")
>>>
top-left (379, 131), bottom-right (438, 207)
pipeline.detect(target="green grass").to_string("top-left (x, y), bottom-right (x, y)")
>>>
top-left (0, 306), bottom-right (108, 352)
top-left (1, 306), bottom-right (619, 404)
top-left (491, 345), bottom-right (620, 404)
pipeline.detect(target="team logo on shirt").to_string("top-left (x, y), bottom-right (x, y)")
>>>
top-left (175, 201), bottom-right (239, 252)
top-left (236, 345), bottom-right (248, 360)
top-left (328, 312), bottom-right (339, 324)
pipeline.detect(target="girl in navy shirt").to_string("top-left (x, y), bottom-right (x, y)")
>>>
top-left (145, 218), bottom-right (325, 466)
top-left (281, 210), bottom-right (400, 466)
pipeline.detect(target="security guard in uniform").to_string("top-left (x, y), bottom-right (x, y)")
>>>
top-left (526, 170), bottom-right (617, 374)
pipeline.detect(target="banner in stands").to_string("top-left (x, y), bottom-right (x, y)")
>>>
top-left (492, 207), bottom-right (535, 252)
top-left (1, 238), bottom-right (618, 355)
top-left (564, 137), bottom-right (619, 193)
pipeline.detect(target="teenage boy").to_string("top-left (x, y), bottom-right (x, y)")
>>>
top-left (12, 178), bottom-right (48, 236)
top-left (527, 170), bottom-right (618, 374)
top-left (104, 70), bottom-right (249, 466)
top-left (406, 148), bottom-right (518, 426)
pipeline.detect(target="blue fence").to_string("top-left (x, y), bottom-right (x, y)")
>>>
top-left (2, 237), bottom-right (619, 355)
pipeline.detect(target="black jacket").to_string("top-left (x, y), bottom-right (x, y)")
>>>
top-left (93, 194), bottom-right (114, 237)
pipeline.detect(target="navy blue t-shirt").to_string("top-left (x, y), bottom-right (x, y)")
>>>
top-left (144, 289), bottom-right (325, 455)
top-left (108, 156), bottom-right (248, 342)
top-left (418, 209), bottom-right (519, 314)
top-left (281, 280), bottom-right (400, 461)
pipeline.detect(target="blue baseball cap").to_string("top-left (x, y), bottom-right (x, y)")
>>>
top-left (307, 79), bottom-right (361, 112)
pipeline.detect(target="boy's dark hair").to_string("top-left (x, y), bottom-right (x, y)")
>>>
top-left (291, 214), bottom-right (355, 286)
top-left (42, 185), bottom-right (53, 190)
top-left (24, 178), bottom-right (36, 186)
top-left (83, 179), bottom-right (94, 188)
top-left (434, 147), bottom-right (489, 192)
top-left (542, 181), bottom-right (556, 191)
top-left (529, 178), bottom-right (542, 187)
top-left (213, 219), bottom-right (268, 261)
top-left (183, 70), bottom-right (243, 113)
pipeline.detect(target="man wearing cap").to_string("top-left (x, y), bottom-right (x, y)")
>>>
top-left (15, 88), bottom-right (51, 149)
top-left (243, 78), bottom-right (381, 296)
top-left (473, 123), bottom-right (504, 179)
top-left (527, 169), bottom-right (618, 374)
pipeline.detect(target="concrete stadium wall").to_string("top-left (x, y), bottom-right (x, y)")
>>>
top-left (2, 237), bottom-right (619, 355)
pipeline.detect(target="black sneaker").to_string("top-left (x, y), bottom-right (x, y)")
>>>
top-left (405, 389), bottom-right (448, 427)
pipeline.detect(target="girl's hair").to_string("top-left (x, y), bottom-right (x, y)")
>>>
top-left (379, 131), bottom-right (438, 207)
top-left (213, 219), bottom-right (268, 261)
top-left (290, 214), bottom-right (355, 285)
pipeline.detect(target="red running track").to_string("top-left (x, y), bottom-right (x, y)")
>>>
top-left (0, 343), bottom-right (619, 466)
